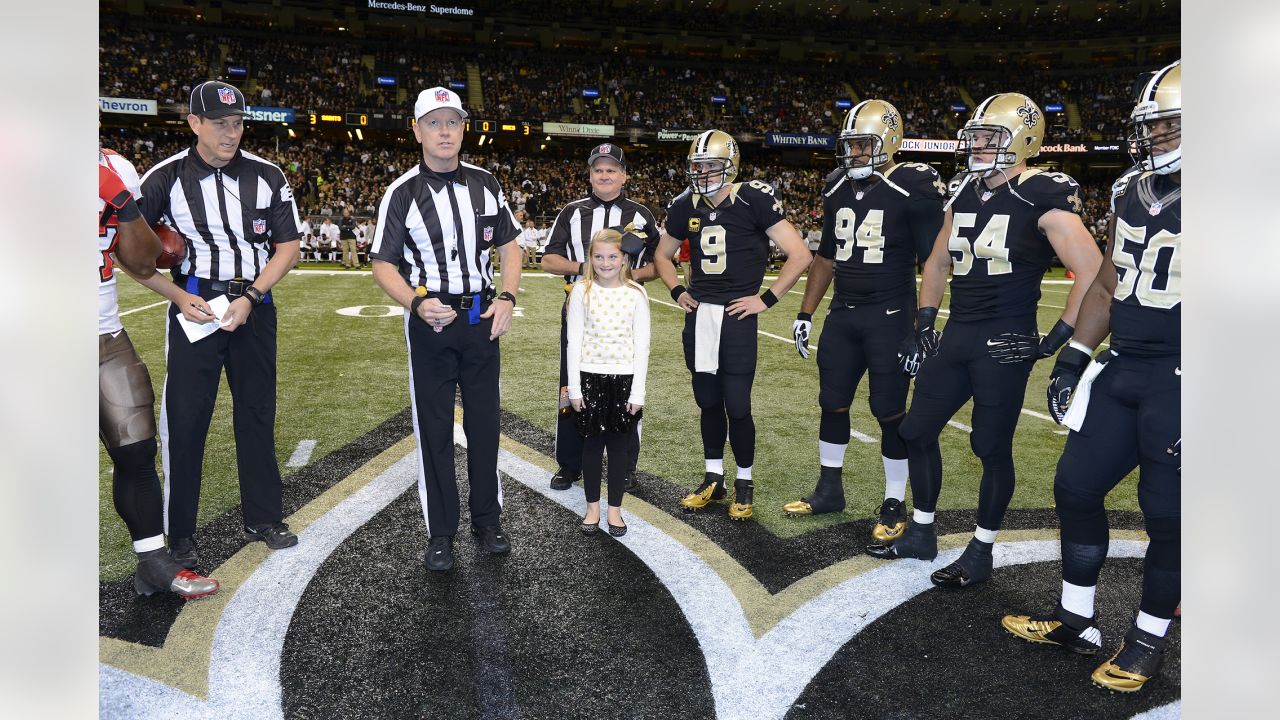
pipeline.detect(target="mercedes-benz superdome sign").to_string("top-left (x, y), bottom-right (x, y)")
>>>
top-left (365, 1), bottom-right (478, 17)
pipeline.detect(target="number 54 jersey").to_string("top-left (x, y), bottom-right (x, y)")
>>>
top-left (1108, 168), bottom-right (1180, 356)
top-left (946, 168), bottom-right (1084, 321)
top-left (819, 162), bottom-right (946, 305)
top-left (665, 180), bottom-right (786, 305)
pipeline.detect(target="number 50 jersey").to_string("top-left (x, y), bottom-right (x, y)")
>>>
top-left (665, 180), bottom-right (786, 304)
top-left (946, 168), bottom-right (1084, 321)
top-left (819, 162), bottom-right (945, 305)
top-left (1108, 168), bottom-right (1181, 356)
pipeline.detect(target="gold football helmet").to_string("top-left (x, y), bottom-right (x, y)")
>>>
top-left (686, 129), bottom-right (739, 196)
top-left (956, 92), bottom-right (1045, 177)
top-left (837, 99), bottom-right (904, 180)
top-left (1129, 59), bottom-right (1181, 175)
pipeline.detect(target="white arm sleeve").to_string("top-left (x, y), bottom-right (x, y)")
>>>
top-left (566, 284), bottom-right (586, 400)
top-left (628, 286), bottom-right (651, 406)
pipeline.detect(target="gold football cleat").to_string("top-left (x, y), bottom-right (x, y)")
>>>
top-left (871, 497), bottom-right (908, 541)
top-left (728, 481), bottom-right (754, 520)
top-left (1091, 626), bottom-right (1166, 693)
top-left (680, 473), bottom-right (727, 511)
top-left (782, 498), bottom-right (816, 516)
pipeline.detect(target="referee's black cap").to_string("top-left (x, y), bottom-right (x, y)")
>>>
top-left (587, 143), bottom-right (625, 169)
top-left (190, 81), bottom-right (251, 119)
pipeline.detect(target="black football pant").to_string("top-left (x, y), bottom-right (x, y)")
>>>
top-left (100, 330), bottom-right (164, 545)
top-left (556, 293), bottom-right (640, 474)
top-left (405, 308), bottom-right (503, 539)
top-left (682, 311), bottom-right (758, 468)
top-left (899, 315), bottom-right (1036, 529)
top-left (816, 296), bottom-right (913, 459)
top-left (161, 294), bottom-right (282, 540)
top-left (1054, 353), bottom-right (1181, 619)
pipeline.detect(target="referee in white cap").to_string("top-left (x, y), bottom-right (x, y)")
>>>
top-left (370, 86), bottom-right (523, 572)
top-left (542, 143), bottom-right (660, 493)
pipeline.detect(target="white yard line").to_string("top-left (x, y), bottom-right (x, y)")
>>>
top-left (285, 439), bottom-right (317, 468)
top-left (119, 300), bottom-right (168, 316)
top-left (850, 429), bottom-right (876, 443)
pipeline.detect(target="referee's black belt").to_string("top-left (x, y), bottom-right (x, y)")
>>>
top-left (177, 274), bottom-right (273, 304)
top-left (430, 287), bottom-right (495, 310)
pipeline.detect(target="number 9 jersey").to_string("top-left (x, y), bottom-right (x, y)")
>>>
top-left (946, 168), bottom-right (1084, 321)
top-left (664, 179), bottom-right (786, 304)
top-left (1108, 167), bottom-right (1181, 356)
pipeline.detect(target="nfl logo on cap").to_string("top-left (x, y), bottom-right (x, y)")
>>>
top-left (599, 144), bottom-right (611, 154)
top-left (218, 87), bottom-right (237, 105)
top-left (435, 89), bottom-right (451, 102)
top-left (253, 218), bottom-right (267, 234)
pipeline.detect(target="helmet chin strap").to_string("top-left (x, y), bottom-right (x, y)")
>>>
top-left (1149, 147), bottom-right (1181, 174)
top-left (846, 164), bottom-right (874, 180)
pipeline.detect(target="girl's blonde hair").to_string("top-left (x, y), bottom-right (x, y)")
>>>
top-left (580, 225), bottom-right (645, 304)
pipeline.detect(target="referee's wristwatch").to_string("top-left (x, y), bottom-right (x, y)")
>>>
top-left (243, 286), bottom-right (265, 307)
top-left (497, 291), bottom-right (517, 305)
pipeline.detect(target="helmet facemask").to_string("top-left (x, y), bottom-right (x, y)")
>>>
top-left (686, 158), bottom-right (735, 196)
top-left (837, 135), bottom-right (886, 181)
top-left (1128, 103), bottom-right (1181, 175)
top-left (957, 126), bottom-right (1017, 178)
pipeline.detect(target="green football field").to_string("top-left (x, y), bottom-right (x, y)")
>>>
top-left (98, 264), bottom-right (1137, 580)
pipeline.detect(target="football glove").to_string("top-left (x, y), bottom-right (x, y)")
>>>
top-left (986, 332), bottom-right (1040, 364)
top-left (897, 306), bottom-right (941, 376)
top-left (1046, 345), bottom-right (1092, 423)
top-left (793, 313), bottom-right (812, 359)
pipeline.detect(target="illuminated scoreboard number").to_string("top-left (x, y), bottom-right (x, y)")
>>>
top-left (464, 119), bottom-right (531, 136)
top-left (345, 112), bottom-right (368, 126)
top-left (309, 112), bottom-right (343, 125)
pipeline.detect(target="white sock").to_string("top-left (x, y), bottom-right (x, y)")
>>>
top-left (1135, 610), bottom-right (1172, 637)
top-left (736, 465), bottom-right (752, 481)
top-left (1060, 580), bottom-right (1097, 620)
top-left (973, 526), bottom-right (998, 544)
top-left (882, 456), bottom-right (908, 500)
top-left (819, 441), bottom-right (847, 468)
top-left (912, 509), bottom-right (935, 525)
top-left (134, 534), bottom-right (166, 554)
top-left (705, 458), bottom-right (724, 476)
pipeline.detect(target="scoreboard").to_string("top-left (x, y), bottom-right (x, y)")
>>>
top-left (305, 112), bottom-right (532, 135)
top-left (465, 119), bottom-right (532, 136)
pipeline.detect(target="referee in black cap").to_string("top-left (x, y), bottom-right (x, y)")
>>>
top-left (370, 86), bottom-right (523, 572)
top-left (134, 80), bottom-right (303, 568)
top-left (542, 143), bottom-right (660, 492)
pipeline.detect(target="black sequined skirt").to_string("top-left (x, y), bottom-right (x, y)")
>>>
top-left (575, 372), bottom-right (641, 437)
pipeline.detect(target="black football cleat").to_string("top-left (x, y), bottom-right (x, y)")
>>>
top-left (871, 497), bottom-right (909, 543)
top-left (865, 520), bottom-right (937, 560)
top-left (168, 536), bottom-right (199, 569)
top-left (1001, 603), bottom-right (1103, 655)
top-left (680, 472), bottom-right (727, 511)
top-left (1092, 625), bottom-right (1168, 693)
top-left (134, 548), bottom-right (220, 600)
top-left (783, 466), bottom-right (846, 516)
top-left (550, 467), bottom-right (580, 491)
top-left (728, 479), bottom-right (754, 520)
top-left (931, 537), bottom-right (993, 588)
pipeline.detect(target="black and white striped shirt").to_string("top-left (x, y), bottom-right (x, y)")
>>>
top-left (138, 147), bottom-right (302, 281)
top-left (371, 160), bottom-right (520, 294)
top-left (545, 191), bottom-right (660, 283)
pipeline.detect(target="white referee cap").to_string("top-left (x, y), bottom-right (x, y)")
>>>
top-left (414, 87), bottom-right (468, 121)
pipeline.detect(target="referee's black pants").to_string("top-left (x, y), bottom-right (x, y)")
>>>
top-left (405, 309), bottom-right (503, 539)
top-left (161, 294), bottom-right (283, 540)
top-left (556, 292), bottom-right (641, 475)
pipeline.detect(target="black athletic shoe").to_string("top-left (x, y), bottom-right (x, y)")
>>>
top-left (931, 537), bottom-right (993, 588)
top-left (550, 468), bottom-right (580, 491)
top-left (471, 524), bottom-right (512, 555)
top-left (1092, 625), bottom-right (1168, 693)
top-left (244, 522), bottom-right (299, 550)
top-left (1001, 603), bottom-right (1103, 655)
top-left (168, 536), bottom-right (199, 569)
top-left (782, 466), bottom-right (846, 516)
top-left (866, 520), bottom-right (937, 560)
top-left (425, 536), bottom-right (455, 572)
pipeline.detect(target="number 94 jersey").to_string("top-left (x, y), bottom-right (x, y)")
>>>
top-left (819, 163), bottom-right (945, 305)
top-left (665, 180), bottom-right (786, 304)
top-left (1108, 168), bottom-right (1181, 356)
top-left (946, 168), bottom-right (1083, 321)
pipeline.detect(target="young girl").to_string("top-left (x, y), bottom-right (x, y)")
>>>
top-left (566, 227), bottom-right (651, 536)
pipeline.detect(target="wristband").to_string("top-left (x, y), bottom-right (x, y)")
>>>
top-left (577, 262), bottom-right (585, 277)
top-left (1068, 339), bottom-right (1096, 354)
top-left (243, 286), bottom-right (264, 306)
top-left (916, 306), bottom-right (939, 331)
top-left (497, 291), bottom-right (516, 304)
top-left (760, 289), bottom-right (779, 308)
top-left (410, 294), bottom-right (428, 316)
top-left (1039, 319), bottom-right (1075, 355)
top-left (797, 311), bottom-right (813, 322)
top-left (670, 285), bottom-right (687, 303)
top-left (115, 196), bottom-right (141, 223)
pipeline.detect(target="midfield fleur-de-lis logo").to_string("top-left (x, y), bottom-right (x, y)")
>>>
top-left (881, 110), bottom-right (899, 131)
top-left (1016, 102), bottom-right (1040, 128)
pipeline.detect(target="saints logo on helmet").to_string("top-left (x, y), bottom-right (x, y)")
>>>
top-left (956, 92), bottom-right (1045, 177)
top-left (686, 129), bottom-right (739, 196)
top-left (1128, 59), bottom-right (1181, 175)
top-left (836, 99), bottom-right (903, 180)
